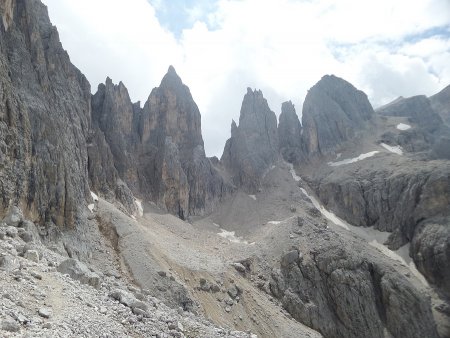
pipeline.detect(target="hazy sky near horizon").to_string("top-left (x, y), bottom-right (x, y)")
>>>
top-left (42, 0), bottom-right (450, 157)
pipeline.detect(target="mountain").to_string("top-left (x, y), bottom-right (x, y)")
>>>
top-left (301, 75), bottom-right (374, 158)
top-left (0, 1), bottom-right (449, 338)
top-left (221, 88), bottom-right (279, 192)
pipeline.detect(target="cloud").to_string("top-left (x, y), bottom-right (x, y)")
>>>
top-left (42, 0), bottom-right (450, 157)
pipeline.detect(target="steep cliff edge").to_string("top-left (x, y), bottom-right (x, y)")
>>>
top-left (298, 77), bottom-right (450, 298)
top-left (278, 101), bottom-right (305, 165)
top-left (301, 75), bottom-right (374, 157)
top-left (0, 0), bottom-right (91, 227)
top-left (92, 67), bottom-right (231, 219)
top-left (221, 88), bottom-right (279, 192)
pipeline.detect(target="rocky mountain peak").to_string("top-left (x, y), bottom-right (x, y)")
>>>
top-left (160, 65), bottom-right (184, 90)
top-left (301, 74), bottom-right (374, 157)
top-left (278, 100), bottom-right (304, 164)
top-left (221, 89), bottom-right (278, 192)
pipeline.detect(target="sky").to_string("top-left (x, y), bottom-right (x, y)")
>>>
top-left (42, 0), bottom-right (450, 157)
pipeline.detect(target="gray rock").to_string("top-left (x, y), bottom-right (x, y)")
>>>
top-left (57, 259), bottom-right (100, 288)
top-left (6, 226), bottom-right (18, 238)
top-left (231, 262), bottom-right (246, 273)
top-left (109, 289), bottom-right (148, 312)
top-left (227, 285), bottom-right (241, 299)
top-left (377, 95), bottom-right (450, 158)
top-left (307, 158), bottom-right (450, 297)
top-left (430, 84), bottom-right (450, 125)
top-left (411, 220), bottom-right (450, 297)
top-left (1, 317), bottom-right (20, 332)
top-left (24, 250), bottom-right (39, 263)
top-left (221, 88), bottom-right (279, 192)
top-left (38, 308), bottom-right (52, 319)
top-left (2, 206), bottom-right (23, 227)
top-left (0, 0), bottom-right (91, 228)
top-left (278, 101), bottom-right (305, 165)
top-left (91, 67), bottom-right (231, 219)
top-left (281, 250), bottom-right (299, 268)
top-left (302, 75), bottom-right (374, 157)
top-left (270, 234), bottom-right (439, 338)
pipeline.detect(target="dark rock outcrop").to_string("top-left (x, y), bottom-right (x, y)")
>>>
top-left (270, 231), bottom-right (439, 338)
top-left (221, 88), bottom-right (278, 192)
top-left (138, 66), bottom-right (230, 217)
top-left (302, 75), bottom-right (374, 157)
top-left (91, 67), bottom-right (230, 218)
top-left (278, 101), bottom-right (304, 164)
top-left (0, 0), bottom-right (91, 227)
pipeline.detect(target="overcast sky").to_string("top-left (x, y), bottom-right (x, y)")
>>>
top-left (42, 0), bottom-right (450, 157)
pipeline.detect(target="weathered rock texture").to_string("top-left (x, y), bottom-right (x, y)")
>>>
top-left (221, 88), bottom-right (278, 192)
top-left (305, 157), bottom-right (450, 297)
top-left (411, 217), bottom-right (450, 297)
top-left (278, 101), bottom-right (305, 164)
top-left (377, 95), bottom-right (450, 159)
top-left (91, 67), bottom-right (230, 218)
top-left (430, 84), bottom-right (450, 125)
top-left (301, 75), bottom-right (374, 157)
top-left (270, 238), bottom-right (439, 338)
top-left (0, 0), bottom-right (91, 227)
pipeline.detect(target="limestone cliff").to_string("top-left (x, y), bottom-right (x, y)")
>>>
top-left (91, 67), bottom-right (231, 219)
top-left (278, 101), bottom-right (304, 164)
top-left (302, 75), bottom-right (374, 157)
top-left (221, 88), bottom-right (279, 192)
top-left (0, 0), bottom-right (91, 227)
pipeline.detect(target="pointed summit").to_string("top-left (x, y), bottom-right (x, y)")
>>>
top-left (160, 65), bottom-right (183, 89)
top-left (220, 88), bottom-right (279, 192)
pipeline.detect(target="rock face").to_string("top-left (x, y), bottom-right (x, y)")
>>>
top-left (306, 157), bottom-right (450, 296)
top-left (270, 235), bottom-right (439, 338)
top-left (430, 84), bottom-right (450, 125)
top-left (302, 75), bottom-right (374, 157)
top-left (91, 67), bottom-right (230, 218)
top-left (138, 67), bottom-right (230, 217)
top-left (411, 218), bottom-right (450, 297)
top-left (0, 0), bottom-right (91, 227)
top-left (278, 101), bottom-right (304, 164)
top-left (221, 88), bottom-right (279, 192)
top-left (377, 95), bottom-right (450, 159)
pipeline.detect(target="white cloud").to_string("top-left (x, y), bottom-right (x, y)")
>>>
top-left (42, 0), bottom-right (450, 157)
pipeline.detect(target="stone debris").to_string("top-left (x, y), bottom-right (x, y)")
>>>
top-left (0, 216), bottom-right (254, 338)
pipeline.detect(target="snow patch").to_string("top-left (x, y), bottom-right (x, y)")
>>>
top-left (288, 163), bottom-right (301, 182)
top-left (88, 204), bottom-right (95, 213)
top-left (397, 123), bottom-right (411, 131)
top-left (268, 221), bottom-right (282, 225)
top-left (218, 229), bottom-right (249, 244)
top-left (300, 188), bottom-right (350, 230)
top-left (297, 185), bottom-right (430, 288)
top-left (135, 199), bottom-right (144, 217)
top-left (249, 195), bottom-right (257, 201)
top-left (90, 191), bottom-right (99, 202)
top-left (328, 151), bottom-right (379, 167)
top-left (380, 143), bottom-right (403, 155)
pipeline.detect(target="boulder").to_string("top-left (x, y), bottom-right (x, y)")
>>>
top-left (2, 207), bottom-right (23, 227)
top-left (57, 259), bottom-right (100, 288)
